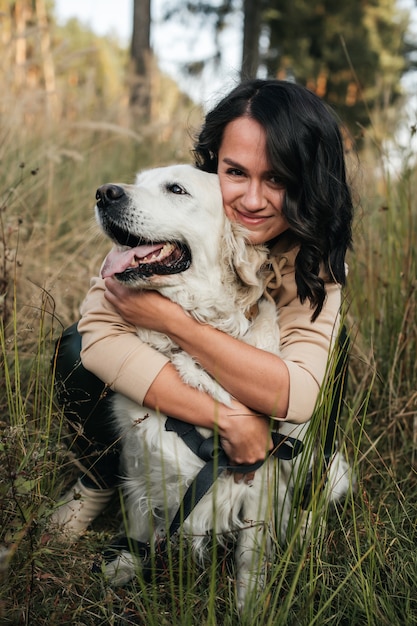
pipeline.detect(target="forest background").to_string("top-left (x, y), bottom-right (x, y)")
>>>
top-left (1, 1), bottom-right (416, 624)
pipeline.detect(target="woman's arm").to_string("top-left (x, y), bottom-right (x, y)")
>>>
top-left (78, 276), bottom-right (273, 465)
top-left (143, 363), bottom-right (273, 465)
top-left (103, 279), bottom-right (290, 418)
top-left (102, 273), bottom-right (342, 424)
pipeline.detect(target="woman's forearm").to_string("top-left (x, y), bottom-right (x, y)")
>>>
top-left (144, 362), bottom-right (274, 465)
top-left (143, 361), bottom-right (226, 428)
top-left (165, 311), bottom-right (290, 419)
top-left (102, 279), bottom-right (290, 418)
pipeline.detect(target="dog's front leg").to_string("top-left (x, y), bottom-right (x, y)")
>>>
top-left (104, 544), bottom-right (143, 587)
top-left (235, 520), bottom-right (270, 613)
top-left (234, 482), bottom-right (272, 612)
top-left (104, 512), bottom-right (150, 587)
top-left (104, 491), bottom-right (154, 587)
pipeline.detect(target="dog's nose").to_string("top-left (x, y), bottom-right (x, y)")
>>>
top-left (96, 184), bottom-right (126, 207)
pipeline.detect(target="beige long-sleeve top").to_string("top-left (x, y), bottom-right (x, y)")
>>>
top-left (78, 236), bottom-right (342, 424)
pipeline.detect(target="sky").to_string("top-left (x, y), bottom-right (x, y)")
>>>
top-left (53, 0), bottom-right (243, 104)
top-left (55, 0), bottom-right (132, 42)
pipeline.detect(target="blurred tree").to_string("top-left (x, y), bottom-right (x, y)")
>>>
top-left (169, 0), bottom-right (415, 139)
top-left (35, 0), bottom-right (59, 119)
top-left (1, 0), bottom-right (45, 92)
top-left (241, 0), bottom-right (263, 78)
top-left (262, 0), bottom-right (413, 138)
top-left (130, 0), bottom-right (152, 120)
top-left (0, 0), bottom-right (129, 121)
top-left (53, 17), bottom-right (128, 119)
top-left (160, 1), bottom-right (238, 79)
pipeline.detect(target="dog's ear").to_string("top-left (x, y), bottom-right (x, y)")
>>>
top-left (221, 222), bottom-right (270, 308)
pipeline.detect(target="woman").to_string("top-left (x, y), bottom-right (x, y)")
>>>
top-left (51, 79), bottom-right (354, 538)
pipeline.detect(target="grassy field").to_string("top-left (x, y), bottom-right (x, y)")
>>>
top-left (1, 75), bottom-right (416, 624)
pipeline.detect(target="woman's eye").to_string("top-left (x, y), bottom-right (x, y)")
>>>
top-left (270, 176), bottom-right (285, 188)
top-left (227, 168), bottom-right (244, 177)
top-left (167, 183), bottom-right (187, 194)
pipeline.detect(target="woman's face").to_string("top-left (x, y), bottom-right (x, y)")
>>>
top-left (217, 116), bottom-right (289, 245)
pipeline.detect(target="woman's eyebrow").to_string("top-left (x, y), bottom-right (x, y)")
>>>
top-left (221, 157), bottom-right (243, 168)
top-left (221, 156), bottom-right (277, 179)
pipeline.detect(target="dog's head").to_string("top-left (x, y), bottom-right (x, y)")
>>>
top-left (96, 164), bottom-right (225, 289)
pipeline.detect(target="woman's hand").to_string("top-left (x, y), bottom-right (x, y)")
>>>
top-left (103, 277), bottom-right (183, 332)
top-left (218, 399), bottom-right (273, 483)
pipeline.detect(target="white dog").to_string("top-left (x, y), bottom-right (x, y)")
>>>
top-left (94, 164), bottom-right (350, 610)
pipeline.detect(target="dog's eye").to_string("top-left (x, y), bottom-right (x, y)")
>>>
top-left (166, 183), bottom-right (188, 195)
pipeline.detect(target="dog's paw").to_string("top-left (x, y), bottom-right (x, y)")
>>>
top-left (104, 549), bottom-right (138, 587)
top-left (326, 451), bottom-right (355, 502)
top-left (298, 509), bottom-right (327, 539)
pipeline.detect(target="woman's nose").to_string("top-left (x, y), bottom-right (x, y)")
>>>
top-left (242, 180), bottom-right (266, 210)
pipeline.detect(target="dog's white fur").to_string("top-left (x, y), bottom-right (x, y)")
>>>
top-left (95, 164), bottom-right (351, 610)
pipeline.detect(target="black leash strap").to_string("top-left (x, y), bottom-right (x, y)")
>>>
top-left (95, 417), bottom-right (304, 574)
top-left (165, 324), bottom-right (349, 524)
top-left (96, 326), bottom-right (349, 574)
top-left (165, 416), bottom-right (304, 536)
top-left (323, 324), bottom-right (350, 460)
top-left (165, 416), bottom-right (304, 465)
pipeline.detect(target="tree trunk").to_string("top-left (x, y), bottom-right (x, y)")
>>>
top-left (14, 0), bottom-right (27, 88)
top-left (36, 0), bottom-right (59, 120)
top-left (241, 0), bottom-right (262, 79)
top-left (130, 0), bottom-right (152, 120)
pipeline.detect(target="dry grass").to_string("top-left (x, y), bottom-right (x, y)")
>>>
top-left (1, 25), bottom-right (417, 626)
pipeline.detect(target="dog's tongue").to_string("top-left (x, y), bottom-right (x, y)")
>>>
top-left (101, 244), bottom-right (164, 278)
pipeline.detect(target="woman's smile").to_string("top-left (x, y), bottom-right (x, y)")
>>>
top-left (234, 210), bottom-right (273, 226)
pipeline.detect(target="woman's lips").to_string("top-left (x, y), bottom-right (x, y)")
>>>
top-left (235, 210), bottom-right (269, 226)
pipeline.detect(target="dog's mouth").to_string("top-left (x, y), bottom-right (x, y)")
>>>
top-left (101, 222), bottom-right (192, 280)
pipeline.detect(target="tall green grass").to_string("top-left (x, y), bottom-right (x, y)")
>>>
top-left (1, 51), bottom-right (416, 626)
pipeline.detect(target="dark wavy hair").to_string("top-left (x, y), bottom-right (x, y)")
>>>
top-left (193, 79), bottom-right (354, 320)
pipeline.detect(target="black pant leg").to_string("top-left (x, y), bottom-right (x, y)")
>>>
top-left (52, 322), bottom-right (120, 488)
